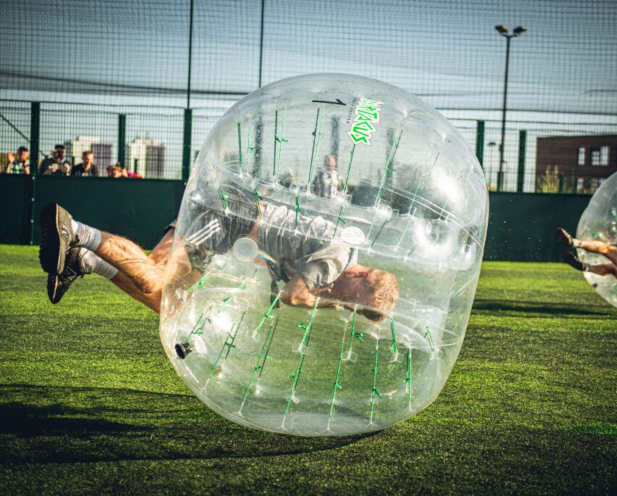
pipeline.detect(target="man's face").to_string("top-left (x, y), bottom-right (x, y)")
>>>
top-left (327, 155), bottom-right (336, 171)
top-left (18, 150), bottom-right (29, 162)
top-left (330, 269), bottom-right (374, 308)
top-left (56, 148), bottom-right (66, 159)
top-left (83, 153), bottom-right (93, 167)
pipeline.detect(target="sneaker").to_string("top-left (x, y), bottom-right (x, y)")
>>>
top-left (554, 227), bottom-right (573, 247)
top-left (39, 203), bottom-right (75, 275)
top-left (563, 252), bottom-right (586, 272)
top-left (47, 247), bottom-right (91, 304)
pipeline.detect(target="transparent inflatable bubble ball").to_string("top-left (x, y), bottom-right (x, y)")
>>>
top-left (160, 73), bottom-right (489, 436)
top-left (576, 171), bottom-right (617, 308)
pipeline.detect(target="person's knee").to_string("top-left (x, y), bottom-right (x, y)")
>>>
top-left (597, 244), bottom-right (610, 255)
top-left (150, 228), bottom-right (174, 264)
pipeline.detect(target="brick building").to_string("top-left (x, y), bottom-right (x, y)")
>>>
top-left (536, 135), bottom-right (617, 193)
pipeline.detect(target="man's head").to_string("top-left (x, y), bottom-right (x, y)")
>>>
top-left (107, 164), bottom-right (122, 177)
top-left (53, 145), bottom-right (66, 160)
top-left (17, 146), bottom-right (29, 162)
top-left (82, 151), bottom-right (94, 168)
top-left (329, 264), bottom-right (399, 322)
top-left (324, 154), bottom-right (337, 171)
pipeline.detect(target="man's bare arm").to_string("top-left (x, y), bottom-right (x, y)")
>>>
top-left (280, 273), bottom-right (335, 308)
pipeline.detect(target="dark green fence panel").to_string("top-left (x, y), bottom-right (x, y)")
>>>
top-left (0, 175), bottom-right (33, 245)
top-left (31, 177), bottom-right (185, 249)
top-left (0, 178), bottom-right (594, 262)
top-left (485, 193), bottom-right (590, 261)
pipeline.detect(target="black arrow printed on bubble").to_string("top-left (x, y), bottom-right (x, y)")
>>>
top-left (312, 98), bottom-right (346, 106)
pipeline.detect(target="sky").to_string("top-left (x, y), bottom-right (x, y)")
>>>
top-left (1, 0), bottom-right (616, 187)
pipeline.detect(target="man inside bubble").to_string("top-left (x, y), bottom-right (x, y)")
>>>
top-left (555, 227), bottom-right (617, 278)
top-left (38, 191), bottom-right (399, 322)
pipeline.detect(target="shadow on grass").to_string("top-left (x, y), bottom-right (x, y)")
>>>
top-left (0, 401), bottom-right (144, 436)
top-left (472, 299), bottom-right (610, 317)
top-left (0, 384), bottom-right (373, 464)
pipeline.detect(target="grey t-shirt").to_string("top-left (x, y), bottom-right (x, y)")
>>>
top-left (257, 204), bottom-right (356, 289)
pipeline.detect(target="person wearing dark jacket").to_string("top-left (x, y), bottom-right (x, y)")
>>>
top-left (71, 151), bottom-right (98, 177)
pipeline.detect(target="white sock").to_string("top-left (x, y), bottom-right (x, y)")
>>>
top-left (80, 249), bottom-right (118, 279)
top-left (71, 220), bottom-right (102, 251)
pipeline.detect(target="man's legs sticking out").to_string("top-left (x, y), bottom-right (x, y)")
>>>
top-left (107, 228), bottom-right (175, 313)
top-left (105, 228), bottom-right (174, 313)
top-left (563, 252), bottom-right (617, 278)
top-left (40, 203), bottom-right (175, 313)
top-left (570, 239), bottom-right (617, 266)
top-left (555, 227), bottom-right (617, 277)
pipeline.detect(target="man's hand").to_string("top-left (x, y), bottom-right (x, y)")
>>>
top-left (7, 151), bottom-right (15, 164)
top-left (280, 273), bottom-right (315, 307)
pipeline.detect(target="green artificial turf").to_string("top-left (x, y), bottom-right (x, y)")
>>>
top-left (0, 245), bottom-right (615, 495)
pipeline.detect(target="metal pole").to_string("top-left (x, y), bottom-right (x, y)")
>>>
top-left (498, 36), bottom-right (511, 192)
top-left (253, 116), bottom-right (263, 176)
top-left (29, 102), bottom-right (41, 245)
top-left (182, 108), bottom-right (193, 182)
top-left (182, 0), bottom-right (195, 182)
top-left (475, 120), bottom-right (485, 167)
top-left (187, 0), bottom-right (194, 109)
top-left (118, 114), bottom-right (126, 169)
top-left (30, 102), bottom-right (40, 176)
top-left (517, 130), bottom-right (527, 193)
top-left (258, 0), bottom-right (265, 87)
top-left (331, 116), bottom-right (340, 161)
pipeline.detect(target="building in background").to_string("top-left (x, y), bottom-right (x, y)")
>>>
top-left (128, 138), bottom-right (166, 178)
top-left (92, 143), bottom-right (112, 170)
top-left (535, 135), bottom-right (617, 194)
top-left (66, 136), bottom-right (113, 169)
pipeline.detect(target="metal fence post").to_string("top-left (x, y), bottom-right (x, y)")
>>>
top-left (330, 116), bottom-right (339, 161)
top-left (517, 130), bottom-right (527, 193)
top-left (475, 120), bottom-right (485, 167)
top-left (30, 102), bottom-right (40, 175)
top-left (258, 0), bottom-right (265, 87)
top-left (182, 108), bottom-right (193, 182)
top-left (29, 102), bottom-right (41, 245)
top-left (118, 114), bottom-right (126, 168)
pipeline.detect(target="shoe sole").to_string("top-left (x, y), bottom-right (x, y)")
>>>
top-left (554, 228), bottom-right (572, 247)
top-left (564, 253), bottom-right (585, 271)
top-left (39, 203), bottom-right (69, 275)
top-left (47, 273), bottom-right (61, 304)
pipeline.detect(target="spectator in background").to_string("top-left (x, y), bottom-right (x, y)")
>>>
top-left (106, 163), bottom-right (143, 179)
top-left (39, 145), bottom-right (71, 176)
top-left (106, 164), bottom-right (122, 178)
top-left (2, 146), bottom-right (30, 174)
top-left (71, 151), bottom-right (98, 177)
top-left (311, 154), bottom-right (344, 199)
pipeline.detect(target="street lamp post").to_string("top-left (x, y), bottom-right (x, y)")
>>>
top-left (495, 25), bottom-right (526, 192)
